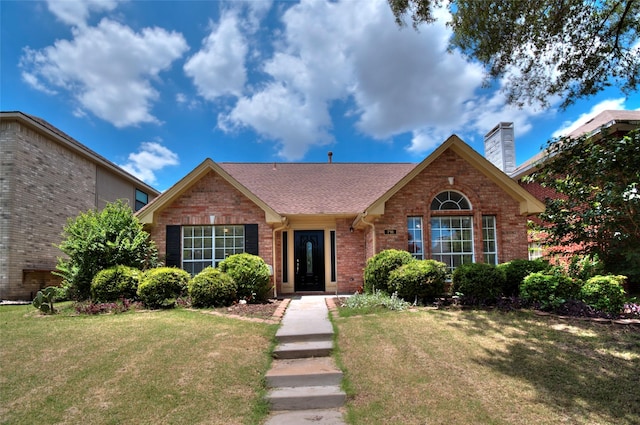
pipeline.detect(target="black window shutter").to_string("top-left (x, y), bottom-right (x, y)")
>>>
top-left (245, 224), bottom-right (259, 255)
top-left (165, 225), bottom-right (181, 267)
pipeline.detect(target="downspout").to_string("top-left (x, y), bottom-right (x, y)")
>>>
top-left (271, 217), bottom-right (289, 298)
top-left (361, 213), bottom-right (377, 255)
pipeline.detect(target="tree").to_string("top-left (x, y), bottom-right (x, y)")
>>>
top-left (528, 128), bottom-right (640, 284)
top-left (389, 0), bottom-right (640, 108)
top-left (55, 200), bottom-right (159, 300)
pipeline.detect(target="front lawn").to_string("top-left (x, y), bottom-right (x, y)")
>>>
top-left (0, 304), bottom-right (277, 425)
top-left (334, 308), bottom-right (640, 425)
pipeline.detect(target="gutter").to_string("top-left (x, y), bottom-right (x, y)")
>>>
top-left (352, 212), bottom-right (376, 255)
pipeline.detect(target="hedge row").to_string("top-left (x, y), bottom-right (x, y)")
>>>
top-left (88, 253), bottom-right (272, 308)
top-left (363, 249), bottom-right (629, 314)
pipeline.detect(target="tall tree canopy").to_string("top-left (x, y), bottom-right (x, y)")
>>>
top-left (529, 129), bottom-right (640, 284)
top-left (389, 0), bottom-right (640, 108)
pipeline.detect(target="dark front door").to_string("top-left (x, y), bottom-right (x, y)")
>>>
top-left (294, 230), bottom-right (325, 292)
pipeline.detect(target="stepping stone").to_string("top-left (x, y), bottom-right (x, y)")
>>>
top-left (266, 357), bottom-right (343, 388)
top-left (264, 408), bottom-right (346, 425)
top-left (273, 340), bottom-right (333, 359)
top-left (267, 385), bottom-right (346, 411)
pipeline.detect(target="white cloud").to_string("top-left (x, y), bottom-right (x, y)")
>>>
top-left (119, 142), bottom-right (179, 185)
top-left (46, 0), bottom-right (122, 26)
top-left (217, 0), bottom-right (496, 159)
top-left (552, 98), bottom-right (627, 138)
top-left (19, 18), bottom-right (188, 127)
top-left (184, 11), bottom-right (248, 100)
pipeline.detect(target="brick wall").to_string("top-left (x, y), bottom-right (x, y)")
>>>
top-left (1, 120), bottom-right (96, 299)
top-left (371, 149), bottom-right (529, 264)
top-left (335, 218), bottom-right (365, 294)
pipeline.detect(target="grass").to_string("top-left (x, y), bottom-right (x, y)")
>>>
top-left (334, 308), bottom-right (640, 425)
top-left (0, 303), bottom-right (278, 425)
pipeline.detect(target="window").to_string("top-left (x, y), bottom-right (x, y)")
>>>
top-left (431, 216), bottom-right (474, 272)
top-left (182, 225), bottom-right (244, 275)
top-left (407, 217), bottom-right (424, 259)
top-left (482, 215), bottom-right (498, 264)
top-left (430, 191), bottom-right (471, 210)
top-left (528, 242), bottom-right (544, 260)
top-left (430, 191), bottom-right (473, 272)
top-left (135, 189), bottom-right (148, 211)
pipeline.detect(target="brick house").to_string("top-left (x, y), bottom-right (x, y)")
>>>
top-left (0, 112), bottom-right (160, 300)
top-left (137, 135), bottom-right (544, 296)
top-left (510, 110), bottom-right (640, 260)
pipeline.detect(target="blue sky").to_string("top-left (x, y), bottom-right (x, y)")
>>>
top-left (2, 0), bottom-right (638, 191)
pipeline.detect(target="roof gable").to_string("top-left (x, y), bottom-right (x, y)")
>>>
top-left (136, 158), bottom-right (283, 224)
top-left (363, 135), bottom-right (544, 217)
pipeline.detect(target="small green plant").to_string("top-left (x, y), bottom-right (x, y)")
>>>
top-left (580, 275), bottom-right (627, 314)
top-left (520, 269), bottom-right (582, 310)
top-left (388, 259), bottom-right (447, 303)
top-left (363, 249), bottom-right (415, 294)
top-left (341, 291), bottom-right (411, 314)
top-left (137, 267), bottom-right (190, 308)
top-left (218, 253), bottom-right (271, 302)
top-left (189, 267), bottom-right (237, 307)
top-left (91, 265), bottom-right (141, 302)
top-left (497, 259), bottom-right (550, 296)
top-left (451, 262), bottom-right (506, 304)
top-left (32, 286), bottom-right (59, 314)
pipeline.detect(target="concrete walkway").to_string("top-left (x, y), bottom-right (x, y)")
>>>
top-left (264, 296), bottom-right (347, 425)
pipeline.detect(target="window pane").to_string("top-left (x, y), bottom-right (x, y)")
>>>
top-left (430, 216), bottom-right (474, 273)
top-left (407, 216), bottom-right (424, 259)
top-left (431, 191), bottom-right (471, 210)
top-left (482, 216), bottom-right (498, 265)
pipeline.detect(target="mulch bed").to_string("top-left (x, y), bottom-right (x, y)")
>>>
top-left (205, 298), bottom-right (290, 323)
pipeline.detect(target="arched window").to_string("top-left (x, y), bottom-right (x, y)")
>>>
top-left (430, 191), bottom-right (471, 210)
top-left (430, 191), bottom-right (474, 272)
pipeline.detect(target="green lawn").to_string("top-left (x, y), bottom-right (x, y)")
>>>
top-left (0, 304), bottom-right (277, 425)
top-left (334, 308), bottom-right (640, 425)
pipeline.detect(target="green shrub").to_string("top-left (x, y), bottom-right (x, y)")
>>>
top-left (520, 270), bottom-right (582, 310)
top-left (568, 254), bottom-right (605, 281)
top-left (363, 249), bottom-right (415, 294)
top-left (137, 267), bottom-right (190, 308)
top-left (32, 287), bottom-right (59, 314)
top-left (189, 267), bottom-right (237, 307)
top-left (218, 253), bottom-right (272, 302)
top-left (389, 259), bottom-right (447, 303)
top-left (580, 275), bottom-right (627, 314)
top-left (91, 265), bottom-right (141, 302)
top-left (451, 262), bottom-right (506, 304)
top-left (497, 259), bottom-right (550, 296)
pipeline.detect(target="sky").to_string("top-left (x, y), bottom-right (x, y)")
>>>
top-left (2, 0), bottom-right (639, 192)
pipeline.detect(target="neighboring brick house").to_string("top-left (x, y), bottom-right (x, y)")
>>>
top-left (0, 111), bottom-right (160, 300)
top-left (137, 135), bottom-right (544, 296)
top-left (510, 110), bottom-right (640, 260)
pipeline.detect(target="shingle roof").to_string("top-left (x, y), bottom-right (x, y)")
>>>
top-left (219, 162), bottom-right (416, 215)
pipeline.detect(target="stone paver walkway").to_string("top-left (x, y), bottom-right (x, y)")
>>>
top-left (264, 296), bottom-right (346, 425)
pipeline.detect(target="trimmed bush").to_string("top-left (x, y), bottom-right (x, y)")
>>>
top-left (189, 267), bottom-right (237, 307)
top-left (451, 262), bottom-right (506, 304)
top-left (497, 259), bottom-right (550, 296)
top-left (389, 259), bottom-right (447, 303)
top-left (218, 253), bottom-right (272, 302)
top-left (568, 254), bottom-right (605, 281)
top-left (363, 249), bottom-right (415, 294)
top-left (137, 267), bottom-right (190, 308)
top-left (91, 265), bottom-right (141, 302)
top-left (520, 270), bottom-right (582, 310)
top-left (580, 275), bottom-right (627, 314)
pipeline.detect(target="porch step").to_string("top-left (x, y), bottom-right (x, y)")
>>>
top-left (266, 385), bottom-right (346, 411)
top-left (273, 340), bottom-right (333, 359)
top-left (266, 357), bottom-right (343, 388)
